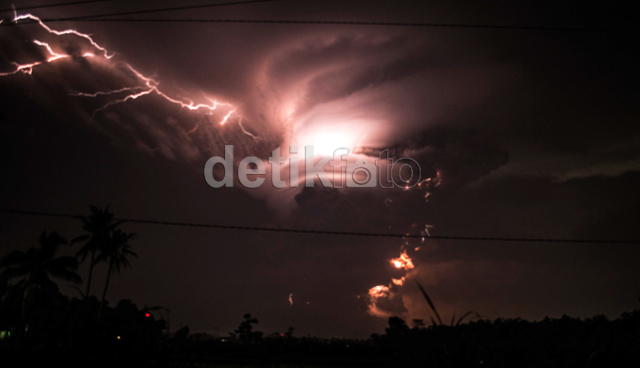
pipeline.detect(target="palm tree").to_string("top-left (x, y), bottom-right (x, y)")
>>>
top-left (97, 228), bottom-right (137, 317)
top-left (74, 205), bottom-right (121, 297)
top-left (0, 231), bottom-right (81, 317)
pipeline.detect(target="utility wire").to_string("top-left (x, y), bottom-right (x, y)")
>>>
top-left (1, 209), bottom-right (638, 244)
top-left (0, 0), bottom-right (634, 33)
top-left (27, 0), bottom-right (291, 19)
top-left (0, 0), bottom-right (113, 13)
top-left (4, 16), bottom-right (635, 33)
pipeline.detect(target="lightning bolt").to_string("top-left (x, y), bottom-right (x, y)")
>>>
top-left (2, 12), bottom-right (256, 138)
top-left (69, 86), bottom-right (149, 98)
top-left (236, 117), bottom-right (259, 140)
top-left (12, 13), bottom-right (114, 59)
top-left (187, 123), bottom-right (200, 134)
top-left (5, 11), bottom-right (448, 320)
top-left (0, 39), bottom-right (70, 76)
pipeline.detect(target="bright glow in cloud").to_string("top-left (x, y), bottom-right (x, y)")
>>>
top-left (1, 12), bottom-right (445, 326)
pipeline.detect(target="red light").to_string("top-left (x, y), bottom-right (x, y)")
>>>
top-left (145, 313), bottom-right (150, 318)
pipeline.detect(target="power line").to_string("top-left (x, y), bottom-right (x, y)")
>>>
top-left (82, 0), bottom-right (290, 19)
top-left (0, 0), bottom-right (113, 13)
top-left (0, 0), bottom-right (634, 33)
top-left (10, 0), bottom-right (292, 19)
top-left (4, 16), bottom-right (635, 33)
top-left (1, 209), bottom-right (638, 244)
top-left (0, 0), bottom-right (293, 23)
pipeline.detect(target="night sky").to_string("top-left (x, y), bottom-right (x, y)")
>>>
top-left (1, 0), bottom-right (639, 338)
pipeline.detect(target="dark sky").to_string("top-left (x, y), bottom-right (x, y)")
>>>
top-left (1, 0), bottom-right (639, 338)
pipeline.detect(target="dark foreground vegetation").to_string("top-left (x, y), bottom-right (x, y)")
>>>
top-left (1, 206), bottom-right (639, 367)
top-left (1, 300), bottom-right (639, 367)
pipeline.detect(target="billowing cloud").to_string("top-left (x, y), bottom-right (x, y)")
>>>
top-left (2, 2), bottom-right (639, 338)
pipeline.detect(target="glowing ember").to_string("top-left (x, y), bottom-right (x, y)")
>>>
top-left (368, 285), bottom-right (390, 299)
top-left (366, 249), bottom-right (417, 316)
top-left (364, 171), bottom-right (442, 318)
top-left (390, 250), bottom-right (414, 270)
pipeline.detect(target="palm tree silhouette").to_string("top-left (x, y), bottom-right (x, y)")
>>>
top-left (0, 231), bottom-right (81, 317)
top-left (97, 228), bottom-right (137, 318)
top-left (73, 205), bottom-right (121, 297)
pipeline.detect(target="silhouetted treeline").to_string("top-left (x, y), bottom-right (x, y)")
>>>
top-left (152, 312), bottom-right (638, 368)
top-left (2, 303), bottom-right (639, 367)
top-left (371, 313), bottom-right (640, 367)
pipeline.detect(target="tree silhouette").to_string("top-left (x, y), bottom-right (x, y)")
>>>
top-left (235, 313), bottom-right (263, 343)
top-left (0, 231), bottom-right (81, 318)
top-left (97, 228), bottom-right (137, 318)
top-left (73, 205), bottom-right (121, 297)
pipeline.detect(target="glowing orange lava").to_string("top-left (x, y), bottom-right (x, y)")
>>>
top-left (390, 250), bottom-right (415, 270)
top-left (368, 285), bottom-right (390, 299)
